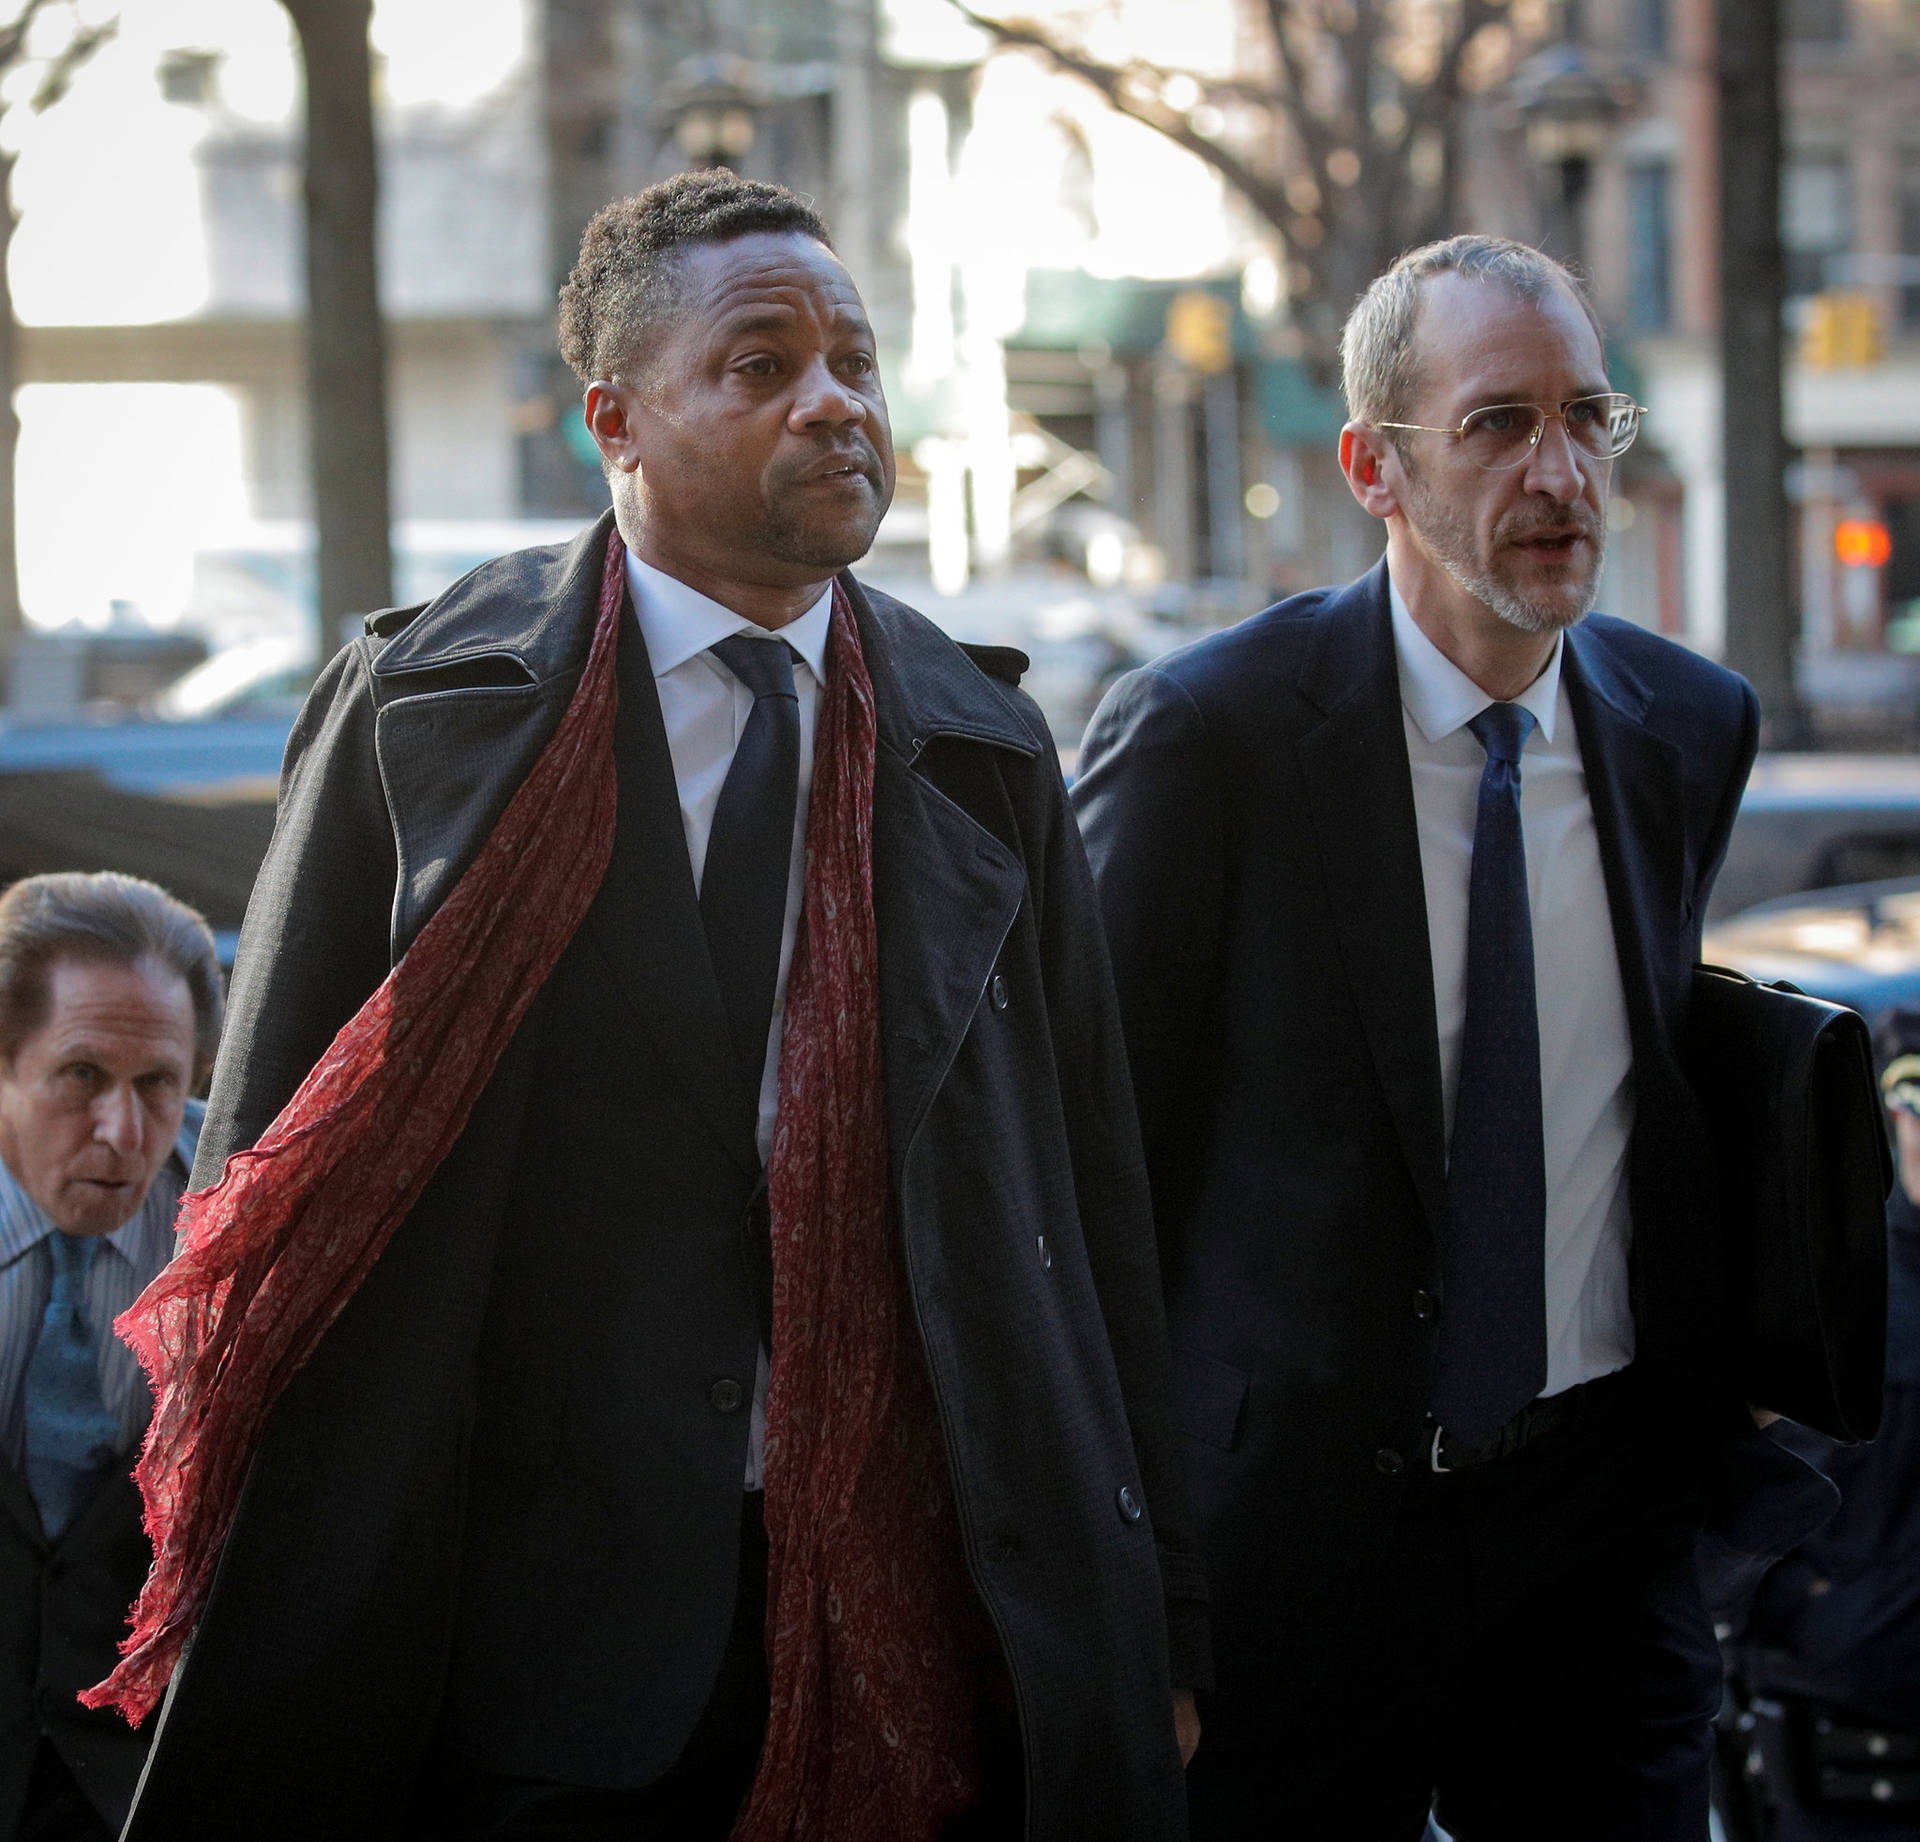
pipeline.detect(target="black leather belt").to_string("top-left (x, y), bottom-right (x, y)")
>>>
top-left (1429, 1371), bottom-right (1622, 1473)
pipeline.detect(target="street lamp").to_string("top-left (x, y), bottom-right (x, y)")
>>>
top-left (660, 53), bottom-right (761, 170)
top-left (1510, 38), bottom-right (1621, 272)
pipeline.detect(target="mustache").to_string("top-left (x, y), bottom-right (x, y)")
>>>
top-left (1499, 507), bottom-right (1603, 545)
top-left (781, 439), bottom-right (885, 487)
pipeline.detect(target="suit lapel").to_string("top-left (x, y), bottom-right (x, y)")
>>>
top-left (1561, 624), bottom-right (1684, 1076)
top-left (1292, 565), bottom-right (1449, 1243)
top-left (583, 599), bottom-right (759, 1174)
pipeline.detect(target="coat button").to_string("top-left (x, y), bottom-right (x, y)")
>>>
top-left (1037, 1233), bottom-right (1052, 1270)
top-left (1374, 1447), bottom-right (1404, 1476)
top-left (1116, 1485), bottom-right (1143, 1523)
top-left (1412, 1289), bottom-right (1436, 1322)
top-left (990, 974), bottom-right (1009, 1012)
top-left (710, 1379), bottom-right (744, 1414)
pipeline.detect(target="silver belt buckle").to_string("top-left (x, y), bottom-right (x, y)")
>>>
top-left (1430, 1424), bottom-right (1450, 1474)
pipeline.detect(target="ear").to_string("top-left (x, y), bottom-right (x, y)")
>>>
top-left (1340, 421), bottom-right (1402, 521)
top-left (583, 380), bottom-right (644, 476)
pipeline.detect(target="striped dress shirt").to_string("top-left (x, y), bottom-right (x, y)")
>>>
top-left (0, 1100), bottom-right (200, 1473)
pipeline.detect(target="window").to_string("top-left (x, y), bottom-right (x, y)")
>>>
top-left (1630, 0), bottom-right (1670, 57)
top-left (1783, 151), bottom-right (1854, 301)
top-left (1627, 163), bottom-right (1673, 332)
top-left (1901, 150), bottom-right (1920, 327)
top-left (1788, 0), bottom-right (1849, 42)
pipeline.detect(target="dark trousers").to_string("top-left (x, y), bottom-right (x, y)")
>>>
top-left (415, 1495), bottom-right (772, 1841)
top-left (1188, 1373), bottom-right (1723, 1842)
top-left (16, 1741), bottom-right (115, 1842)
top-left (413, 1497), bottom-right (1025, 1841)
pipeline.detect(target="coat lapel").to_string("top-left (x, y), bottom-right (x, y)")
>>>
top-left (847, 580), bottom-right (1043, 1177)
top-left (1291, 563), bottom-right (1449, 1242)
top-left (1561, 623), bottom-right (1684, 1076)
top-left (373, 515), bottom-right (615, 958)
top-left (371, 510), bottom-right (750, 1169)
top-left (582, 597), bottom-right (758, 1173)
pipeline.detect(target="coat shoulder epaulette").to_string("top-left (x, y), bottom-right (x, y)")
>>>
top-left (364, 602), bottom-right (428, 640)
top-left (959, 642), bottom-right (1031, 687)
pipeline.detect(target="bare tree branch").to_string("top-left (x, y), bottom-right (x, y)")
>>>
top-left (949, 3), bottom-right (1298, 233)
top-left (946, 0), bottom-right (1540, 374)
top-left (0, 2), bottom-right (117, 658)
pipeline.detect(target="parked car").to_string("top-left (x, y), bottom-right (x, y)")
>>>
top-left (1712, 755), bottom-right (1920, 921)
top-left (1701, 872), bottom-right (1920, 1030)
top-left (0, 718), bottom-right (287, 961)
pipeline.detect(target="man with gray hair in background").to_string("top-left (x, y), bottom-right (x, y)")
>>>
top-left (1075, 237), bottom-right (1762, 1836)
top-left (0, 872), bottom-right (219, 1842)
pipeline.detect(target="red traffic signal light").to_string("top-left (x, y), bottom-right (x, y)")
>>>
top-left (1835, 518), bottom-right (1893, 569)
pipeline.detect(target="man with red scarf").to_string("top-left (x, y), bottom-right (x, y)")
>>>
top-left (93, 173), bottom-right (1205, 1840)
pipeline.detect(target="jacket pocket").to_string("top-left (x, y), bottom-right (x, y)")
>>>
top-left (1173, 1347), bottom-right (1249, 1452)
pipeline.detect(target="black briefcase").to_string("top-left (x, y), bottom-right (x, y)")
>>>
top-left (1688, 964), bottom-right (1890, 1442)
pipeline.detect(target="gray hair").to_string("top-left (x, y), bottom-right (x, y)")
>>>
top-left (1339, 235), bottom-right (1605, 430)
top-left (0, 872), bottom-right (223, 1082)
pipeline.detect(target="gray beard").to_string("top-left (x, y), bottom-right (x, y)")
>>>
top-left (1404, 478), bottom-right (1605, 635)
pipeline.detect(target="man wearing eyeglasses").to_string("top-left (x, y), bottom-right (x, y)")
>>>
top-left (1074, 236), bottom-right (1761, 1839)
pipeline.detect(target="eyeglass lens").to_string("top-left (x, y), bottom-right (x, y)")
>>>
top-left (1457, 394), bottom-right (1640, 469)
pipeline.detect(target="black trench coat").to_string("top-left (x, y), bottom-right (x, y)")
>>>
top-left (121, 513), bottom-right (1207, 1842)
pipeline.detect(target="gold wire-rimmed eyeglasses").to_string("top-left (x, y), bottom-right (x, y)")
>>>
top-left (1374, 392), bottom-right (1648, 471)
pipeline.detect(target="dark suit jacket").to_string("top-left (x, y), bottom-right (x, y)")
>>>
top-left (0, 1115), bottom-right (199, 1840)
top-left (1073, 561), bottom-right (1759, 1728)
top-left (0, 1465), bottom-right (151, 1839)
top-left (123, 512), bottom-right (1204, 1842)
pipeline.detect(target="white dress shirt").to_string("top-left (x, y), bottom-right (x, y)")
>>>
top-left (1389, 576), bottom-right (1636, 1399)
top-left (624, 549), bottom-right (834, 1488)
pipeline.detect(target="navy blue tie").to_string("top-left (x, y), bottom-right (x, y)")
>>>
top-left (1431, 701), bottom-right (1549, 1444)
top-left (23, 1231), bottom-right (121, 1540)
top-left (702, 635), bottom-right (802, 1120)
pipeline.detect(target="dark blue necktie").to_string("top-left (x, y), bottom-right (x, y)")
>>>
top-left (23, 1231), bottom-right (121, 1540)
top-left (702, 634), bottom-right (802, 1120)
top-left (1431, 701), bottom-right (1549, 1444)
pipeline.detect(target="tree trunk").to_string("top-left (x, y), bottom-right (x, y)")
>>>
top-left (0, 149), bottom-right (22, 676)
top-left (282, 0), bottom-right (391, 659)
top-left (1717, 0), bottom-right (1803, 741)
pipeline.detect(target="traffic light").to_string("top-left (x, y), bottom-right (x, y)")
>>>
top-left (1834, 518), bottom-right (1892, 568)
top-left (1802, 292), bottom-right (1883, 370)
top-left (1166, 290), bottom-right (1233, 374)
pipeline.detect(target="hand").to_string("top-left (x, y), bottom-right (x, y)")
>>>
top-left (1749, 1402), bottom-right (1783, 1430)
top-left (1174, 1689), bottom-right (1201, 1766)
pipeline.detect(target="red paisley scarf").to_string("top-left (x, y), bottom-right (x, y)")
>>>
top-left (734, 583), bottom-right (982, 1842)
top-left (84, 528), bottom-right (985, 1840)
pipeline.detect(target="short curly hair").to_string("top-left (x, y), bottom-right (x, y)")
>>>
top-left (557, 171), bottom-right (835, 383)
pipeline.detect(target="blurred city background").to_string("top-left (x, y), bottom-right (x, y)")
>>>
top-left (1, 0), bottom-right (1920, 960)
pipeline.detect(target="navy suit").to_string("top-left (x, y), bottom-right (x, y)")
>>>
top-left (1074, 563), bottom-right (1760, 1836)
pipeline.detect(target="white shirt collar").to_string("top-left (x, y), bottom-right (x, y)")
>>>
top-left (624, 550), bottom-right (834, 684)
top-left (1388, 569), bottom-right (1561, 747)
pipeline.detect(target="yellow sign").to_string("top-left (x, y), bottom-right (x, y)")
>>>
top-left (1803, 291), bottom-right (1883, 370)
top-left (1166, 290), bottom-right (1233, 374)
